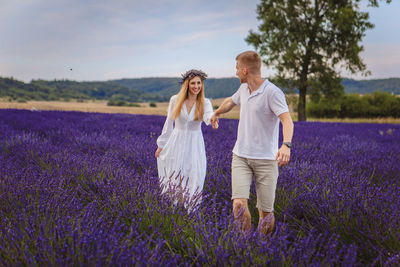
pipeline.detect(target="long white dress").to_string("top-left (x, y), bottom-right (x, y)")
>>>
top-left (157, 95), bottom-right (214, 206)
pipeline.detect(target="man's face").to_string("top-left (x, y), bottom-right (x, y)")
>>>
top-left (236, 61), bottom-right (247, 83)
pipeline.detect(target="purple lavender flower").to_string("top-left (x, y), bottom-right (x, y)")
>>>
top-left (0, 109), bottom-right (399, 265)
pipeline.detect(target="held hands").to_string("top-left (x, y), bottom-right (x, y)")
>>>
top-left (155, 147), bottom-right (162, 158)
top-left (210, 114), bottom-right (219, 130)
top-left (275, 145), bottom-right (290, 167)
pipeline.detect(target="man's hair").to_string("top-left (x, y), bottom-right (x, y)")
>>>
top-left (236, 51), bottom-right (261, 74)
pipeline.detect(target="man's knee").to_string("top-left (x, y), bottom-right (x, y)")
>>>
top-left (233, 198), bottom-right (248, 211)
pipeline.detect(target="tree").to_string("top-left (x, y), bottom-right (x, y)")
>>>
top-left (246, 0), bottom-right (391, 121)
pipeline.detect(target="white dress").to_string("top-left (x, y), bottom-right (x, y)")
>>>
top-left (157, 95), bottom-right (214, 206)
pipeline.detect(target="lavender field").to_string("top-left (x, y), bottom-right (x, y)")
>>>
top-left (0, 109), bottom-right (399, 266)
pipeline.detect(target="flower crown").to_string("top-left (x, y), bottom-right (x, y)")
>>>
top-left (180, 69), bottom-right (208, 84)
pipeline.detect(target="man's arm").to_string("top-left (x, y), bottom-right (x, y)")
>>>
top-left (276, 112), bottom-right (294, 167)
top-left (210, 97), bottom-right (236, 129)
top-left (215, 97), bottom-right (236, 116)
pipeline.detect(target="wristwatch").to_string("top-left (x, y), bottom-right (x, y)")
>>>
top-left (283, 142), bottom-right (292, 148)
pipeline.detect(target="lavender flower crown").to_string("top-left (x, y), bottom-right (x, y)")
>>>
top-left (180, 69), bottom-right (208, 84)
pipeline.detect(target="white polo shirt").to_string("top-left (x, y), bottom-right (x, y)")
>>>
top-left (231, 80), bottom-right (289, 160)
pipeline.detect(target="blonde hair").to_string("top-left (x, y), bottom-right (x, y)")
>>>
top-left (236, 51), bottom-right (261, 74)
top-left (171, 77), bottom-right (205, 121)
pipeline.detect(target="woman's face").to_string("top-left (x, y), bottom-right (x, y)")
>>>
top-left (188, 76), bottom-right (202, 96)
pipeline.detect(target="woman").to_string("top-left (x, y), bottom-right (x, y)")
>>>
top-left (155, 69), bottom-right (215, 208)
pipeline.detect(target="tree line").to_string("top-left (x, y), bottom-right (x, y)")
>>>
top-left (307, 91), bottom-right (400, 118)
top-left (3, 76), bottom-right (400, 102)
top-left (1, 76), bottom-right (399, 117)
top-left (0, 77), bottom-right (167, 103)
top-left (112, 77), bottom-right (400, 97)
top-left (111, 78), bottom-right (242, 99)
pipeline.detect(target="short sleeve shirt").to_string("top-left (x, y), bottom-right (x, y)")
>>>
top-left (231, 80), bottom-right (289, 159)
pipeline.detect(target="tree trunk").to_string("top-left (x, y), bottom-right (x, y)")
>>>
top-left (297, 86), bottom-right (307, 121)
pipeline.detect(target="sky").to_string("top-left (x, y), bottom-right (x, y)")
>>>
top-left (1, 0), bottom-right (399, 82)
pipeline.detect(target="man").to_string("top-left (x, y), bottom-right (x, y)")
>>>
top-left (210, 51), bottom-right (294, 234)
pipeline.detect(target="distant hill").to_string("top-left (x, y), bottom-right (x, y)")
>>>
top-left (0, 78), bottom-right (167, 102)
top-left (342, 78), bottom-right (400, 95)
top-left (1, 77), bottom-right (399, 103)
top-left (113, 77), bottom-right (400, 98)
top-left (112, 78), bottom-right (241, 99)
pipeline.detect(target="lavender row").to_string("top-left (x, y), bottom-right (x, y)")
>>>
top-left (0, 109), bottom-right (399, 266)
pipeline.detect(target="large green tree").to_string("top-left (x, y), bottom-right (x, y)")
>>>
top-left (246, 0), bottom-right (391, 121)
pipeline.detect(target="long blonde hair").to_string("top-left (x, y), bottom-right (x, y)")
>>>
top-left (171, 77), bottom-right (205, 121)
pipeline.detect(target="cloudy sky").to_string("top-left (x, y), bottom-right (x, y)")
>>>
top-left (1, 0), bottom-right (399, 82)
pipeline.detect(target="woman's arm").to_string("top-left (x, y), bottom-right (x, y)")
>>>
top-left (202, 98), bottom-right (214, 125)
top-left (155, 96), bottom-right (176, 158)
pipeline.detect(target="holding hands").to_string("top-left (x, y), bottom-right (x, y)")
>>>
top-left (210, 97), bottom-right (237, 130)
top-left (210, 113), bottom-right (219, 129)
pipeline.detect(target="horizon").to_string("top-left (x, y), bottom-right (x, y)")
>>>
top-left (2, 75), bottom-right (400, 84)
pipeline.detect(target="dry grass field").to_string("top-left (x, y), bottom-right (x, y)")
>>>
top-left (0, 99), bottom-right (240, 119)
top-left (1, 99), bottom-right (399, 124)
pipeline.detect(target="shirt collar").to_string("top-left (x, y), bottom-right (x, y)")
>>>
top-left (247, 80), bottom-right (268, 98)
